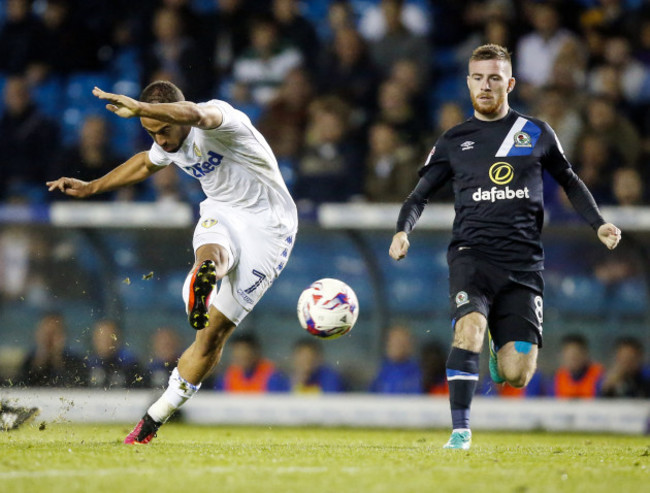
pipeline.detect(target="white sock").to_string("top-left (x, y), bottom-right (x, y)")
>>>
top-left (147, 367), bottom-right (201, 423)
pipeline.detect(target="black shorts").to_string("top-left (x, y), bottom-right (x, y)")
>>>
top-left (448, 253), bottom-right (544, 348)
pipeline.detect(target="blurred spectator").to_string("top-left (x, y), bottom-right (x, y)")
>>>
top-left (271, 0), bottom-right (320, 74)
top-left (611, 167), bottom-right (645, 205)
top-left (389, 58), bottom-right (430, 121)
top-left (551, 334), bottom-right (604, 398)
top-left (635, 17), bottom-right (650, 66)
top-left (228, 80), bottom-right (263, 123)
top-left (359, 0), bottom-right (431, 42)
top-left (257, 66), bottom-right (314, 161)
top-left (147, 327), bottom-right (183, 389)
top-left (28, 0), bottom-right (103, 83)
top-left (0, 76), bottom-right (60, 203)
top-left (149, 164), bottom-right (191, 204)
top-left (516, 3), bottom-right (577, 101)
top-left (369, 325), bottom-right (422, 394)
top-left (214, 333), bottom-right (288, 392)
top-left (420, 340), bottom-right (448, 395)
top-left (142, 6), bottom-right (212, 101)
top-left (323, 0), bottom-right (356, 41)
top-left (534, 86), bottom-right (583, 161)
top-left (588, 36), bottom-right (650, 105)
top-left (87, 319), bottom-right (148, 389)
top-left (579, 94), bottom-right (641, 167)
top-left (54, 115), bottom-right (122, 200)
top-left (288, 338), bottom-right (345, 393)
top-left (570, 133), bottom-right (618, 205)
top-left (546, 37), bottom-right (588, 101)
top-left (294, 96), bottom-right (363, 206)
top-left (366, 0), bottom-right (431, 77)
top-left (363, 120), bottom-right (418, 202)
top-left (318, 25), bottom-right (380, 117)
top-left (203, 0), bottom-right (251, 81)
top-left (0, 0), bottom-right (42, 75)
top-left (232, 14), bottom-right (303, 106)
top-left (600, 336), bottom-right (650, 398)
top-left (375, 78), bottom-right (429, 146)
top-left (16, 312), bottom-right (88, 387)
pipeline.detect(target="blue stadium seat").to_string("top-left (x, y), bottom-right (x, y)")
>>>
top-left (31, 76), bottom-right (65, 118)
top-left (191, 0), bottom-right (218, 13)
top-left (65, 72), bottom-right (114, 111)
top-left (608, 279), bottom-right (647, 316)
top-left (109, 48), bottom-right (141, 84)
top-left (544, 273), bottom-right (606, 316)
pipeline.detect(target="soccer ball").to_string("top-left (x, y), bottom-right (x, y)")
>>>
top-left (297, 278), bottom-right (359, 339)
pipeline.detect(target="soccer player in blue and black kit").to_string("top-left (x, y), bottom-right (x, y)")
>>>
top-left (389, 44), bottom-right (621, 450)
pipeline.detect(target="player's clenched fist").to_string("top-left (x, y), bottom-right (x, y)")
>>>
top-left (597, 223), bottom-right (621, 250)
top-left (389, 231), bottom-right (410, 260)
top-left (46, 177), bottom-right (94, 198)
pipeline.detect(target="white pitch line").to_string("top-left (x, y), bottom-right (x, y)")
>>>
top-left (0, 465), bottom-right (335, 480)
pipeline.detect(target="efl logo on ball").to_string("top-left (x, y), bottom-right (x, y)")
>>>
top-left (297, 278), bottom-right (359, 340)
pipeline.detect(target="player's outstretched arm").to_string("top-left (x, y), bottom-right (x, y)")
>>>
top-left (92, 87), bottom-right (223, 129)
top-left (597, 223), bottom-right (621, 250)
top-left (47, 152), bottom-right (161, 198)
top-left (389, 231), bottom-right (410, 260)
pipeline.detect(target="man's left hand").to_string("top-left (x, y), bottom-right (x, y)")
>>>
top-left (93, 86), bottom-right (140, 118)
top-left (597, 223), bottom-right (621, 250)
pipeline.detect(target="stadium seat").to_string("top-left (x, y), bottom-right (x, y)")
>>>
top-left (65, 72), bottom-right (114, 111)
top-left (544, 273), bottom-right (606, 316)
top-left (607, 278), bottom-right (647, 317)
top-left (31, 76), bottom-right (65, 118)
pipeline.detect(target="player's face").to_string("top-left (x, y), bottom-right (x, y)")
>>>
top-left (467, 59), bottom-right (514, 119)
top-left (141, 117), bottom-right (190, 153)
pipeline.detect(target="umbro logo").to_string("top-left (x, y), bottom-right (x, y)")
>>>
top-left (460, 141), bottom-right (475, 151)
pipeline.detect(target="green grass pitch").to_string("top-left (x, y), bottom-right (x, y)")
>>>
top-left (1, 423), bottom-right (648, 493)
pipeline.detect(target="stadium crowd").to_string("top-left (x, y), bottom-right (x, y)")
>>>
top-left (1, 0), bottom-right (649, 399)
top-left (0, 0), bottom-right (649, 209)
top-left (4, 312), bottom-right (650, 398)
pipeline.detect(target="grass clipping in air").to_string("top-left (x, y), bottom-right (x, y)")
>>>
top-left (0, 423), bottom-right (648, 493)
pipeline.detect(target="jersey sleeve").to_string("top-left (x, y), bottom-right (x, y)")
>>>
top-left (147, 143), bottom-right (172, 167)
top-left (539, 122), bottom-right (571, 177)
top-left (197, 99), bottom-right (241, 134)
top-left (396, 137), bottom-right (453, 233)
top-left (540, 122), bottom-right (605, 230)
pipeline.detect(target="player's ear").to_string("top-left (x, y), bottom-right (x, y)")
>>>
top-left (507, 77), bottom-right (516, 93)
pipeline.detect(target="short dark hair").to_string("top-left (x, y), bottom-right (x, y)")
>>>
top-left (561, 334), bottom-right (589, 349)
top-left (140, 80), bottom-right (185, 104)
top-left (231, 333), bottom-right (261, 351)
top-left (293, 337), bottom-right (323, 355)
top-left (470, 44), bottom-right (512, 64)
top-left (615, 336), bottom-right (644, 353)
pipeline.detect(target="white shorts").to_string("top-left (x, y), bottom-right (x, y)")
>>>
top-left (192, 200), bottom-right (296, 325)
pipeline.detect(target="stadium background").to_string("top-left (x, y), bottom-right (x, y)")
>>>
top-left (0, 0), bottom-right (649, 394)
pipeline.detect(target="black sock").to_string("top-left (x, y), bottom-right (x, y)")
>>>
top-left (446, 347), bottom-right (480, 430)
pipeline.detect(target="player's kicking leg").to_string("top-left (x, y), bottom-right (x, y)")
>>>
top-left (125, 244), bottom-right (232, 444)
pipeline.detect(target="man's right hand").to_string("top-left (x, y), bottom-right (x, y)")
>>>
top-left (389, 231), bottom-right (410, 260)
top-left (46, 177), bottom-right (94, 198)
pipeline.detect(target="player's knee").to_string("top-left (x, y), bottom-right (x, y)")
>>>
top-left (453, 313), bottom-right (487, 351)
top-left (195, 244), bottom-right (229, 278)
top-left (502, 367), bottom-right (533, 388)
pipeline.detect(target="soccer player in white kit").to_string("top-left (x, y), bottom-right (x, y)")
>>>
top-left (47, 81), bottom-right (298, 443)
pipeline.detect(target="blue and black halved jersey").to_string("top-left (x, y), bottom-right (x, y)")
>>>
top-left (396, 109), bottom-right (605, 271)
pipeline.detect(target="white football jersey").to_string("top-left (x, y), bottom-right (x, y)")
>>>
top-left (147, 99), bottom-right (297, 233)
